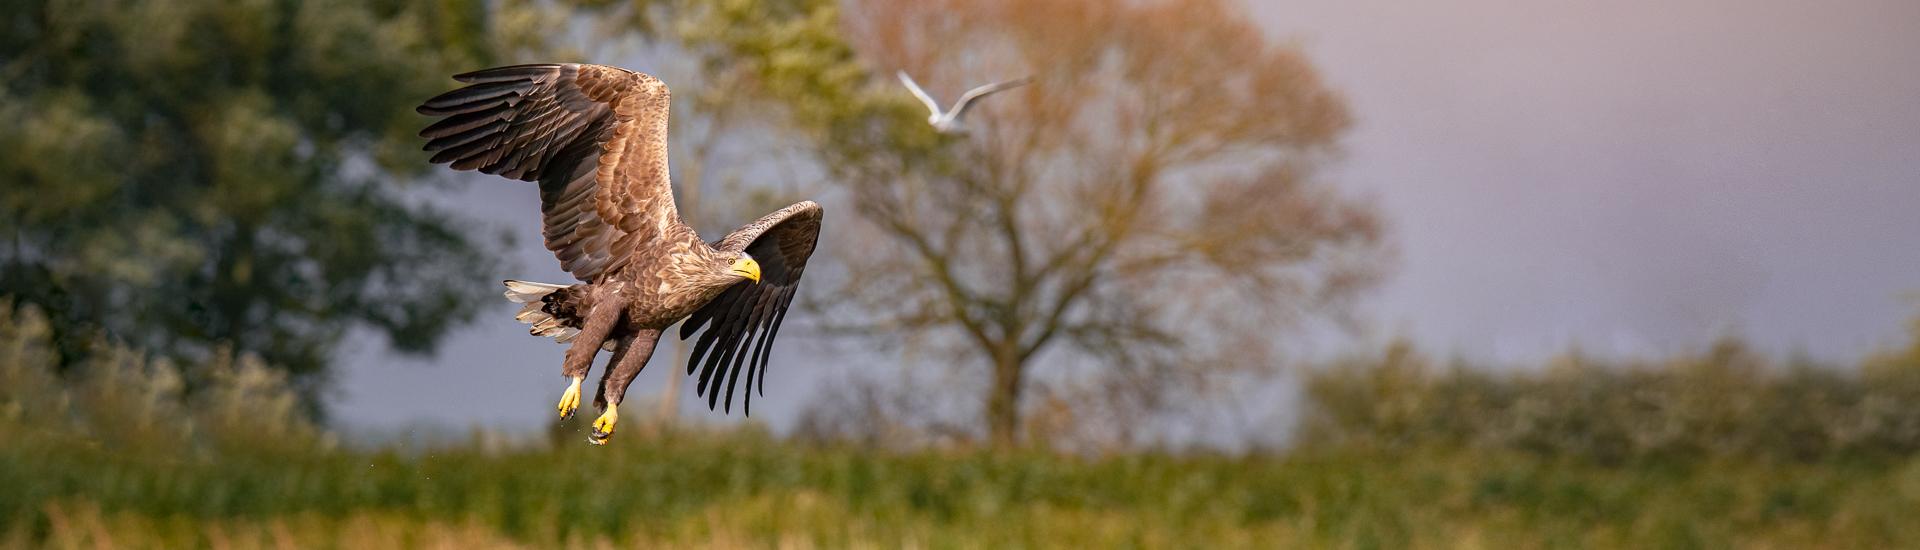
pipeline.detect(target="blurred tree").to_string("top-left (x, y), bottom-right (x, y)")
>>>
top-left (1295, 324), bottom-right (1920, 463)
top-left (0, 0), bottom-right (556, 413)
top-left (632, 0), bottom-right (1389, 446)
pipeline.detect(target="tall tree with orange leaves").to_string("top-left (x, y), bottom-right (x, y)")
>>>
top-left (588, 0), bottom-right (1389, 446)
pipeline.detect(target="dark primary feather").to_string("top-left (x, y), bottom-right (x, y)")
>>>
top-left (415, 63), bottom-right (662, 282)
top-left (683, 201), bottom-right (823, 414)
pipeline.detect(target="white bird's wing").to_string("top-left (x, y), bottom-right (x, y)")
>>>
top-left (897, 71), bottom-right (944, 117)
top-left (948, 76), bottom-right (1032, 121)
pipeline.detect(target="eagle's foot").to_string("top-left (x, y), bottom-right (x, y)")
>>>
top-left (587, 404), bottom-right (619, 445)
top-left (557, 377), bottom-right (584, 420)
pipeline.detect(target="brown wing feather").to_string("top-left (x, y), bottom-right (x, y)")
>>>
top-left (417, 63), bottom-right (678, 282)
top-left (682, 201), bottom-right (823, 415)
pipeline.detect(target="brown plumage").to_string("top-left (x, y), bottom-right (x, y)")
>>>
top-left (417, 63), bottom-right (822, 443)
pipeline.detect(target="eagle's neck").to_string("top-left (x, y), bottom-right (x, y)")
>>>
top-left (661, 238), bottom-right (743, 303)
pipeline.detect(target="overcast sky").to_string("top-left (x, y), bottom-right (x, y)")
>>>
top-left (333, 0), bottom-right (1920, 433)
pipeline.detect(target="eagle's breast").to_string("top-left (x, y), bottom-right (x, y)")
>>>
top-left (612, 228), bottom-right (727, 328)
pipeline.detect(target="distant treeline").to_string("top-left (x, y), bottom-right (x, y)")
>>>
top-left (10, 301), bottom-right (1920, 547)
top-left (1301, 326), bottom-right (1920, 463)
top-left (9, 296), bottom-right (1920, 464)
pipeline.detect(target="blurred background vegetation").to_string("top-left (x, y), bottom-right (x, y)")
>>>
top-left (3, 0), bottom-right (1918, 547)
top-left (9, 293), bottom-right (1920, 546)
top-left (0, 0), bottom-right (561, 412)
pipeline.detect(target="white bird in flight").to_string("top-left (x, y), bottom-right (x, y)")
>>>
top-left (897, 71), bottom-right (1032, 134)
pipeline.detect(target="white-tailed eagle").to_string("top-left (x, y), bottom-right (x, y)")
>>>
top-left (417, 63), bottom-right (821, 444)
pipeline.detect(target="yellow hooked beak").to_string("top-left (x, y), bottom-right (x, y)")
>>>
top-left (730, 257), bottom-right (762, 283)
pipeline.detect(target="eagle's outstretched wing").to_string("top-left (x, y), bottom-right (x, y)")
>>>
top-left (417, 63), bottom-right (677, 282)
top-left (681, 201), bottom-right (823, 415)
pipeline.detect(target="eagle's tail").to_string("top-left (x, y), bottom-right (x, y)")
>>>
top-left (503, 280), bottom-right (594, 346)
top-left (504, 279), bottom-right (567, 304)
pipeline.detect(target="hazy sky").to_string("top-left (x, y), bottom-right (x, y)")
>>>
top-left (334, 0), bottom-right (1920, 432)
top-left (1251, 0), bottom-right (1920, 360)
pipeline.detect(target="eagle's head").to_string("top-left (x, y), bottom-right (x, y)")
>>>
top-left (727, 252), bottom-right (762, 284)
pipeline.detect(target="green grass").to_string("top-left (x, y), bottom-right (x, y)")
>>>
top-left (7, 428), bottom-right (1920, 548)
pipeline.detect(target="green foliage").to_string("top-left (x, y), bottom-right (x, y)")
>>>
top-left (1302, 332), bottom-right (1920, 463)
top-left (586, 0), bottom-right (914, 150)
top-left (0, 301), bottom-right (327, 459)
top-left (0, 0), bottom-right (548, 409)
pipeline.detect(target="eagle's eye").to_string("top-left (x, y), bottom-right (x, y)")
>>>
top-left (729, 255), bottom-right (762, 283)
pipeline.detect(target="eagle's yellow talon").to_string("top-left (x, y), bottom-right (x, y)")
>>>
top-left (588, 404), bottom-right (619, 444)
top-left (557, 377), bottom-right (583, 420)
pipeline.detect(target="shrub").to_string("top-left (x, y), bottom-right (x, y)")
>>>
top-left (1301, 329), bottom-right (1920, 463)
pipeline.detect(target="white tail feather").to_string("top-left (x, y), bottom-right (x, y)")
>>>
top-left (503, 280), bottom-right (567, 303)
top-left (504, 280), bottom-right (598, 347)
top-left (514, 303), bottom-right (550, 323)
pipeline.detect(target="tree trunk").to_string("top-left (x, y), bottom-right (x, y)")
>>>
top-left (985, 343), bottom-right (1026, 448)
top-left (658, 337), bottom-right (684, 423)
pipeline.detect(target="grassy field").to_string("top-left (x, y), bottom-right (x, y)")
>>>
top-left (7, 427), bottom-right (1920, 548)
